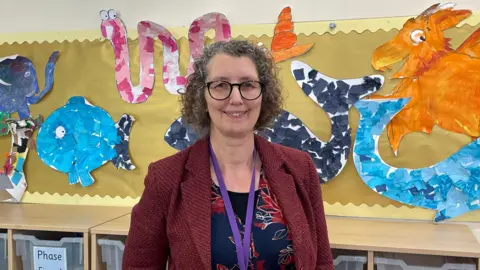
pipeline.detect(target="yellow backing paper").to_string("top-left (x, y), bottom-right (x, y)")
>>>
top-left (1, 15), bottom-right (479, 222)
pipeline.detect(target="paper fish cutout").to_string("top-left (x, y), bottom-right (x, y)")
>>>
top-left (0, 116), bottom-right (42, 202)
top-left (369, 2), bottom-right (480, 155)
top-left (0, 112), bottom-right (10, 136)
top-left (0, 52), bottom-right (59, 120)
top-left (164, 60), bottom-right (383, 183)
top-left (100, 9), bottom-right (231, 103)
top-left (36, 97), bottom-right (136, 187)
top-left (353, 97), bottom-right (480, 222)
top-left (271, 7), bottom-right (314, 63)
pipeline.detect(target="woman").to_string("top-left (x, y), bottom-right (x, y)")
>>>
top-left (122, 39), bottom-right (333, 270)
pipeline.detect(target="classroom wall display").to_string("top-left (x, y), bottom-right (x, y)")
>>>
top-left (0, 4), bottom-right (479, 222)
top-left (100, 9), bottom-right (231, 102)
top-left (35, 96), bottom-right (136, 187)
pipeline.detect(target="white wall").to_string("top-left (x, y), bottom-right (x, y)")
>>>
top-left (0, 0), bottom-right (479, 34)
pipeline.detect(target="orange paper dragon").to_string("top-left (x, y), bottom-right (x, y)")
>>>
top-left (370, 3), bottom-right (480, 154)
top-left (271, 7), bottom-right (314, 63)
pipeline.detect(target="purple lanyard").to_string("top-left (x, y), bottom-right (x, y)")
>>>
top-left (209, 141), bottom-right (257, 270)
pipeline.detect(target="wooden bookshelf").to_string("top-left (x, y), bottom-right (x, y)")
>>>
top-left (0, 203), bottom-right (131, 270)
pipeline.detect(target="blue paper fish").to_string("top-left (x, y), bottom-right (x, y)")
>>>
top-left (353, 97), bottom-right (480, 222)
top-left (36, 96), bottom-right (136, 187)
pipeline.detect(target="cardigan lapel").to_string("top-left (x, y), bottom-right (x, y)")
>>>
top-left (254, 135), bottom-right (315, 267)
top-left (181, 136), bottom-right (212, 269)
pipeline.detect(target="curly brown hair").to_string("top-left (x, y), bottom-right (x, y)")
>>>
top-left (179, 39), bottom-right (283, 135)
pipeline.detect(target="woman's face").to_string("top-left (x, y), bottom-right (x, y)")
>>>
top-left (205, 53), bottom-right (262, 138)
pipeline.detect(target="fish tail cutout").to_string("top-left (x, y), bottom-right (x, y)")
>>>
top-left (271, 7), bottom-right (314, 63)
top-left (26, 51), bottom-right (59, 105)
top-left (291, 61), bottom-right (384, 183)
top-left (457, 28), bottom-right (480, 58)
top-left (291, 60), bottom-right (384, 110)
top-left (112, 114), bottom-right (136, 170)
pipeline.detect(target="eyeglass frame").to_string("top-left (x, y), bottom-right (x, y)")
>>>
top-left (205, 80), bottom-right (264, 101)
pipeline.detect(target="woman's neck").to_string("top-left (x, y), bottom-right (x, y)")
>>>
top-left (209, 129), bottom-right (255, 169)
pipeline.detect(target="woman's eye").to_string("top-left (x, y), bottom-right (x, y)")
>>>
top-left (214, 82), bottom-right (229, 89)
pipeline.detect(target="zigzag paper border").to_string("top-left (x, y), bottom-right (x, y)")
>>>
top-left (0, 14), bottom-right (478, 44)
top-left (20, 192), bottom-right (480, 222)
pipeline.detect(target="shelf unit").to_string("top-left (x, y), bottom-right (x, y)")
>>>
top-left (0, 203), bottom-right (131, 270)
top-left (1, 202), bottom-right (479, 270)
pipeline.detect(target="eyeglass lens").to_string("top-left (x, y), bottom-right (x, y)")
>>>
top-left (208, 81), bottom-right (262, 100)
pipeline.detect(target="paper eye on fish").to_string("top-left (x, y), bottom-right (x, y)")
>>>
top-left (55, 126), bottom-right (66, 139)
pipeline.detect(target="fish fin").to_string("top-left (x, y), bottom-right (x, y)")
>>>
top-left (78, 170), bottom-right (95, 187)
top-left (112, 114), bottom-right (136, 170)
top-left (69, 167), bottom-right (95, 187)
top-left (68, 169), bottom-right (80, 185)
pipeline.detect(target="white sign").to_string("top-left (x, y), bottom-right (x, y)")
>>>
top-left (33, 246), bottom-right (67, 270)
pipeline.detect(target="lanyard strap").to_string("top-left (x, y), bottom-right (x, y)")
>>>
top-left (209, 141), bottom-right (257, 270)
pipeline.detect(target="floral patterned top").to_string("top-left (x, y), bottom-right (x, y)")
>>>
top-left (211, 171), bottom-right (296, 269)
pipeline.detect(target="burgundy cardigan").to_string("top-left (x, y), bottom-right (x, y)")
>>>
top-left (122, 135), bottom-right (334, 270)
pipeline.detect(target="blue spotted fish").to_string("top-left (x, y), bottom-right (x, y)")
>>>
top-left (353, 97), bottom-right (480, 222)
top-left (164, 60), bottom-right (384, 183)
top-left (36, 96), bottom-right (135, 187)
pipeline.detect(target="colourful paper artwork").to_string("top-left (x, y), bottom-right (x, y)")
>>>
top-left (164, 60), bottom-right (384, 183)
top-left (0, 116), bottom-right (42, 202)
top-left (36, 97), bottom-right (136, 187)
top-left (353, 97), bottom-right (480, 222)
top-left (369, 3), bottom-right (480, 155)
top-left (0, 52), bottom-right (59, 119)
top-left (271, 7), bottom-right (314, 63)
top-left (100, 9), bottom-right (231, 102)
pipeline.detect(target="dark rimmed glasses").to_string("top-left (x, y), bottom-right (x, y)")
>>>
top-left (206, 81), bottom-right (263, 101)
